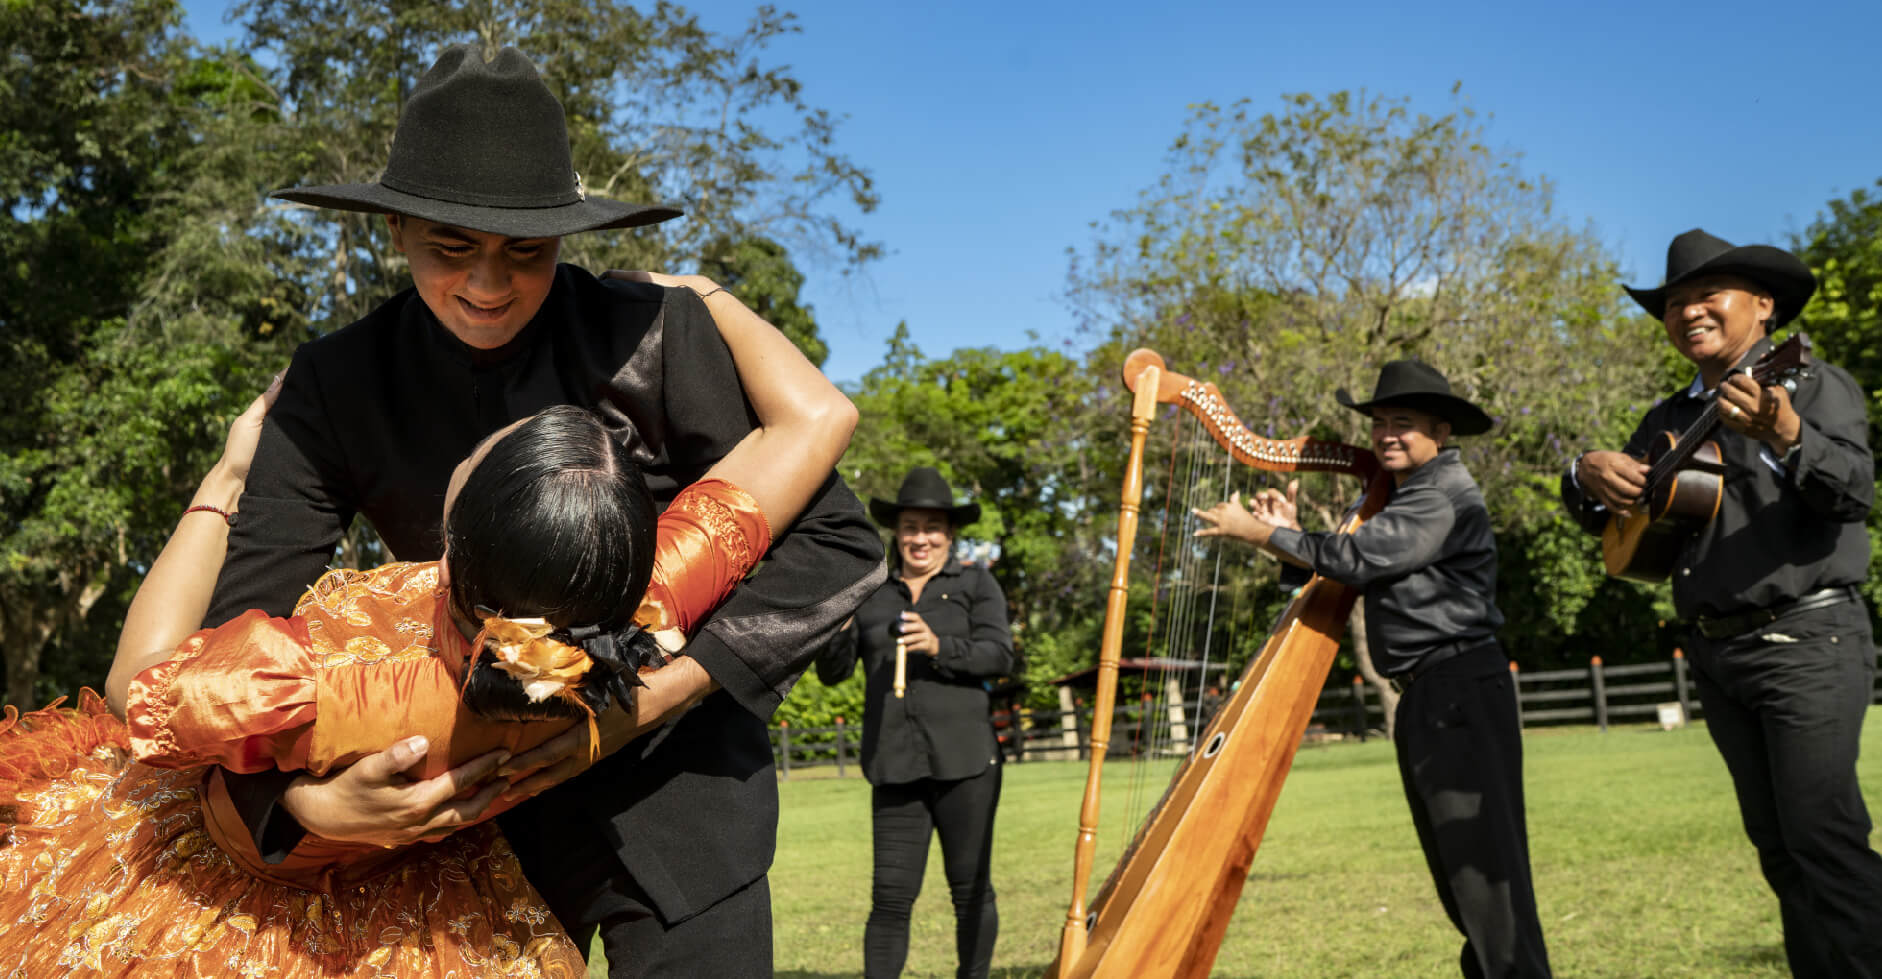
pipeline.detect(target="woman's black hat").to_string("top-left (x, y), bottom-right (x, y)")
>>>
top-left (273, 45), bottom-right (681, 239)
top-left (868, 467), bottom-right (981, 528)
top-left (1624, 228), bottom-right (1816, 328)
top-left (1335, 359), bottom-right (1493, 436)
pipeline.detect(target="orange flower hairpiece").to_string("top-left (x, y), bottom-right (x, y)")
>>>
top-left (469, 607), bottom-right (604, 763)
top-left (477, 614), bottom-right (595, 704)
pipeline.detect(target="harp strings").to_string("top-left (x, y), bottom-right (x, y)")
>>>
top-left (1110, 411), bottom-right (1274, 852)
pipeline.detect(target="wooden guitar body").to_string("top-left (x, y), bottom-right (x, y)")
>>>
top-left (1601, 434), bottom-right (1723, 582)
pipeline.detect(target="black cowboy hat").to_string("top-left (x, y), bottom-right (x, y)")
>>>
top-left (869, 467), bottom-right (981, 528)
top-left (273, 45), bottom-right (681, 239)
top-left (1335, 359), bottom-right (1493, 436)
top-left (1624, 228), bottom-right (1816, 329)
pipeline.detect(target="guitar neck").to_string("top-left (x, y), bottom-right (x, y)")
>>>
top-left (1644, 398), bottom-right (1724, 490)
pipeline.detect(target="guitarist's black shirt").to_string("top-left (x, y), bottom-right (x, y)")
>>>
top-left (1269, 448), bottom-right (1503, 677)
top-left (1562, 336), bottom-right (1873, 620)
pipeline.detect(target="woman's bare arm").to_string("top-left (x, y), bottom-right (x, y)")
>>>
top-left (106, 377), bottom-right (282, 717)
top-left (609, 271), bottom-right (857, 530)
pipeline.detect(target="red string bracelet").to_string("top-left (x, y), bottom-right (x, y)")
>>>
top-left (183, 504), bottom-right (237, 527)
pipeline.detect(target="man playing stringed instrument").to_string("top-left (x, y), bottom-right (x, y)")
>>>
top-left (1562, 229), bottom-right (1882, 978)
top-left (1196, 360), bottom-right (1551, 979)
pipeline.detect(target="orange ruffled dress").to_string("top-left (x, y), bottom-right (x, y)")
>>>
top-left (0, 478), bottom-right (768, 978)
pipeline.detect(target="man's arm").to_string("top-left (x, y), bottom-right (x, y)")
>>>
top-left (1773, 365), bottom-right (1873, 522)
top-left (641, 285), bottom-right (885, 717)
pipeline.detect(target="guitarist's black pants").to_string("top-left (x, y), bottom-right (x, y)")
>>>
top-left (1688, 600), bottom-right (1882, 979)
top-left (1395, 643), bottom-right (1553, 979)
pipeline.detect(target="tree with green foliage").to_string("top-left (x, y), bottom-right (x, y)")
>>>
top-left (1067, 89), bottom-right (1671, 693)
top-left (0, 0), bottom-right (296, 707)
top-left (780, 325), bottom-right (1111, 720)
top-left (7, 0), bottom-right (875, 706)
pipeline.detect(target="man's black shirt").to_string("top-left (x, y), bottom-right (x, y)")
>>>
top-left (1561, 336), bottom-right (1872, 620)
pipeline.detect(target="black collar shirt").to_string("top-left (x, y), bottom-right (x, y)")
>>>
top-left (1561, 337), bottom-right (1873, 620)
top-left (1267, 449), bottom-right (1504, 676)
top-left (819, 558), bottom-right (1016, 785)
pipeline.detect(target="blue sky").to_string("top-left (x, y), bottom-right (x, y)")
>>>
top-left (182, 0), bottom-right (1882, 384)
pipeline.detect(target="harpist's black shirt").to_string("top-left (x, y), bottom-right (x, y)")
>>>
top-left (1269, 449), bottom-right (1503, 677)
top-left (1560, 337), bottom-right (1872, 621)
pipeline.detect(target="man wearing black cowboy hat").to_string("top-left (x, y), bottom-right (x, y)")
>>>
top-left (1563, 229), bottom-right (1882, 977)
top-left (1197, 360), bottom-right (1552, 978)
top-left (202, 44), bottom-right (885, 977)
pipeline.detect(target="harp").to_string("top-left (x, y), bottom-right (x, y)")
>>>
top-left (1048, 349), bottom-right (1391, 978)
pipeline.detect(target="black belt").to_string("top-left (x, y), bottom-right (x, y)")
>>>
top-left (1693, 586), bottom-right (1860, 641)
top-left (1389, 638), bottom-right (1498, 691)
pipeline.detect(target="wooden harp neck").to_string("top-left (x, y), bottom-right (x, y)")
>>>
top-left (1124, 349), bottom-right (1380, 480)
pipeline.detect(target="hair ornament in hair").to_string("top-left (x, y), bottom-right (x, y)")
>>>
top-left (472, 608), bottom-right (595, 705)
top-left (565, 621), bottom-right (652, 710)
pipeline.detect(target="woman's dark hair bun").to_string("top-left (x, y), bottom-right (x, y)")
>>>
top-left (444, 406), bottom-right (663, 722)
top-left (461, 624), bottom-right (664, 721)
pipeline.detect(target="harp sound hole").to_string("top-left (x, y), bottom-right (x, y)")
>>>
top-left (1203, 732), bottom-right (1227, 758)
top-left (1086, 911), bottom-right (1098, 931)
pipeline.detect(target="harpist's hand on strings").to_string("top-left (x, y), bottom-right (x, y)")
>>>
top-left (1193, 492), bottom-right (1272, 546)
top-left (1574, 451), bottom-right (1648, 515)
top-left (282, 739), bottom-right (511, 848)
top-left (1247, 480), bottom-right (1302, 532)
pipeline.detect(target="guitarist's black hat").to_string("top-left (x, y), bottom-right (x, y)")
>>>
top-left (1625, 229), bottom-right (1816, 330)
top-left (1335, 360), bottom-right (1493, 436)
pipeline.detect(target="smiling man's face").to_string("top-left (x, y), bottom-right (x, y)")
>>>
top-left (388, 215), bottom-right (561, 349)
top-left (1661, 272), bottom-right (1773, 380)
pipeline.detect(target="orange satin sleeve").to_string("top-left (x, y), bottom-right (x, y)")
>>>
top-left (125, 609), bottom-right (318, 773)
top-left (635, 476), bottom-right (772, 650)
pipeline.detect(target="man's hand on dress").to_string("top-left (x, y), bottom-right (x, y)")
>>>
top-left (281, 737), bottom-right (510, 848)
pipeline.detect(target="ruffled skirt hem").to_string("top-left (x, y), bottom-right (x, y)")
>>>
top-left (0, 692), bottom-right (586, 977)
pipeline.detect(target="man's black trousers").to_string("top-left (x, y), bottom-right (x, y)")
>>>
top-left (1688, 599), bottom-right (1882, 979)
top-left (1395, 646), bottom-right (1553, 979)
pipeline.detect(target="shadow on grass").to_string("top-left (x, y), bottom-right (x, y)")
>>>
top-left (1715, 942), bottom-right (1788, 971)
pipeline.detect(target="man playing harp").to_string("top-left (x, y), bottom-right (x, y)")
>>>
top-left (1195, 359), bottom-right (1551, 979)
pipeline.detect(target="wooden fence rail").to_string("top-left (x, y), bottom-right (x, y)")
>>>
top-left (768, 652), bottom-right (1882, 777)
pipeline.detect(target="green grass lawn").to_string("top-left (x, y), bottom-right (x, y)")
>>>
top-left (593, 712), bottom-right (1882, 977)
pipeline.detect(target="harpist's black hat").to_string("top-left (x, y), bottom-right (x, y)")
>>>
top-left (1335, 359), bottom-right (1493, 436)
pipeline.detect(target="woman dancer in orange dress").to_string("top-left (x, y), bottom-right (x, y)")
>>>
top-left (0, 273), bottom-right (851, 977)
